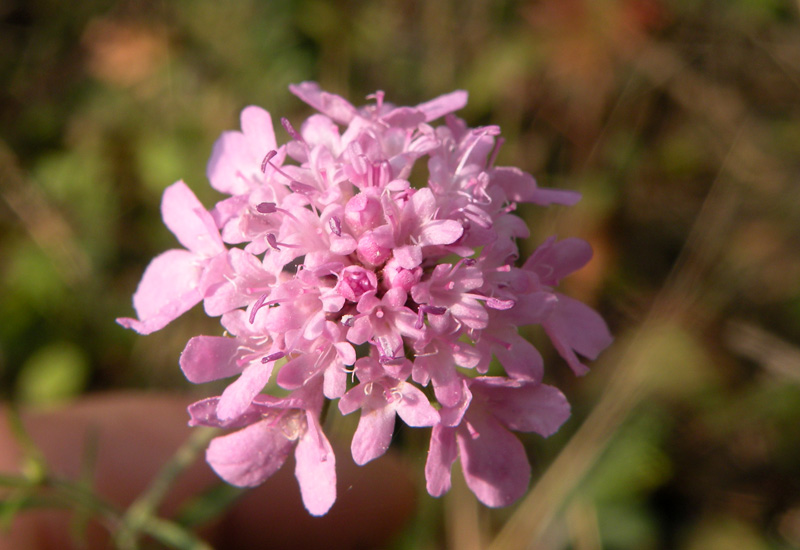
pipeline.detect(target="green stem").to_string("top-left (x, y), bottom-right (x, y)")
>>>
top-left (115, 426), bottom-right (218, 549)
top-left (5, 405), bottom-right (48, 483)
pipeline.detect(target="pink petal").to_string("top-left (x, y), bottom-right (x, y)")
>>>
top-left (392, 245), bottom-right (422, 269)
top-left (240, 105), bottom-right (277, 161)
top-left (438, 380), bottom-right (472, 427)
top-left (276, 354), bottom-right (320, 391)
top-left (203, 248), bottom-right (272, 316)
top-left (425, 424), bottom-right (458, 497)
top-left (323, 364), bottom-right (347, 400)
top-left (524, 237), bottom-right (593, 285)
top-left (381, 106), bottom-right (425, 128)
top-left (450, 299), bottom-right (489, 330)
top-left (418, 219), bottom-right (464, 246)
top-left (351, 404), bottom-right (395, 465)
top-left (187, 397), bottom-right (267, 429)
top-left (544, 293), bottom-right (613, 376)
top-left (289, 81), bottom-right (357, 125)
top-left (416, 90), bottom-right (468, 121)
top-left (490, 167), bottom-right (581, 206)
top-left (217, 362), bottom-right (275, 420)
top-left (179, 335), bottom-right (243, 383)
top-left (338, 384), bottom-right (366, 416)
top-left (334, 341), bottom-right (356, 366)
top-left (117, 249), bottom-right (202, 335)
top-left (294, 413), bottom-right (337, 516)
top-left (161, 181), bottom-right (224, 256)
top-left (301, 114), bottom-right (342, 152)
top-left (346, 316), bottom-right (373, 345)
top-left (330, 233), bottom-right (357, 255)
top-left (504, 291), bottom-right (558, 326)
top-left (456, 413), bottom-right (531, 507)
top-left (302, 310), bottom-right (327, 340)
top-left (416, 354), bottom-right (463, 408)
top-left (493, 331), bottom-right (544, 381)
top-left (207, 132), bottom-right (251, 195)
top-left (530, 187), bottom-right (582, 206)
top-left (409, 187), bottom-right (436, 219)
top-left (205, 421), bottom-right (293, 487)
top-left (472, 378), bottom-right (571, 436)
top-left (395, 383), bottom-right (440, 427)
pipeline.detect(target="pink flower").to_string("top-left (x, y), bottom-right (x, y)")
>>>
top-left (425, 377), bottom-right (571, 507)
top-left (188, 381), bottom-right (336, 516)
top-left (119, 82), bottom-right (612, 513)
top-left (339, 357), bottom-right (439, 465)
top-left (116, 181), bottom-right (226, 334)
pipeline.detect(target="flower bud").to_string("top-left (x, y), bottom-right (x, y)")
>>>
top-left (344, 193), bottom-right (383, 234)
top-left (335, 265), bottom-right (378, 301)
top-left (383, 256), bottom-right (422, 291)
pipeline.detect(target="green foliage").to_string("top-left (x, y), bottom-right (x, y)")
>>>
top-left (15, 342), bottom-right (90, 406)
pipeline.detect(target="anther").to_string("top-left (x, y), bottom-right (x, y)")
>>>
top-left (261, 150), bottom-right (278, 173)
top-left (266, 233), bottom-right (281, 251)
top-left (257, 202), bottom-right (277, 214)
top-left (289, 181), bottom-right (317, 195)
top-left (249, 292), bottom-right (271, 324)
top-left (281, 117), bottom-right (303, 142)
top-left (486, 297), bottom-right (515, 310)
top-left (329, 216), bottom-right (342, 236)
top-left (262, 351), bottom-right (286, 364)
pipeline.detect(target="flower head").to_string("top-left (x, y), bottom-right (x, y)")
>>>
top-left (118, 83), bottom-right (612, 514)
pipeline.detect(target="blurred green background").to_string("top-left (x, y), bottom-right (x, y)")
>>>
top-left (2, 0), bottom-right (800, 548)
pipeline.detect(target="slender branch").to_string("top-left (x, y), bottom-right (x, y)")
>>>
top-left (115, 427), bottom-right (218, 549)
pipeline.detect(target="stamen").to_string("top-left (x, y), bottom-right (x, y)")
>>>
top-left (289, 181), bottom-right (317, 195)
top-left (479, 333), bottom-right (513, 351)
top-left (249, 292), bottom-right (271, 324)
top-left (328, 216), bottom-right (342, 236)
top-left (261, 150), bottom-right (310, 192)
top-left (261, 351), bottom-right (286, 364)
top-left (257, 202), bottom-right (277, 214)
top-left (487, 136), bottom-right (505, 169)
top-left (454, 129), bottom-right (489, 176)
top-left (281, 117), bottom-right (303, 142)
top-left (486, 297), bottom-right (515, 310)
top-left (261, 150), bottom-right (277, 173)
top-left (367, 90), bottom-right (385, 111)
top-left (266, 233), bottom-right (281, 251)
top-left (415, 304), bottom-right (447, 329)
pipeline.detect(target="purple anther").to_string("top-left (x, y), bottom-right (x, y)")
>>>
top-left (367, 90), bottom-right (385, 110)
top-left (415, 304), bottom-right (447, 329)
top-left (249, 292), bottom-right (270, 324)
top-left (266, 233), bottom-right (281, 251)
top-left (289, 181), bottom-right (316, 195)
top-left (261, 351), bottom-right (286, 364)
top-left (256, 202), bottom-right (277, 214)
top-left (261, 150), bottom-right (278, 173)
top-left (281, 117), bottom-right (303, 141)
top-left (422, 305), bottom-right (447, 316)
top-left (328, 216), bottom-right (342, 236)
top-left (379, 355), bottom-right (406, 366)
top-left (486, 297), bottom-right (515, 310)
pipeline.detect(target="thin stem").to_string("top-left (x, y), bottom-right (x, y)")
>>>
top-left (115, 427), bottom-right (218, 549)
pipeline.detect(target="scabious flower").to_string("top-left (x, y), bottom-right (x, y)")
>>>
top-left (118, 82), bottom-right (612, 515)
